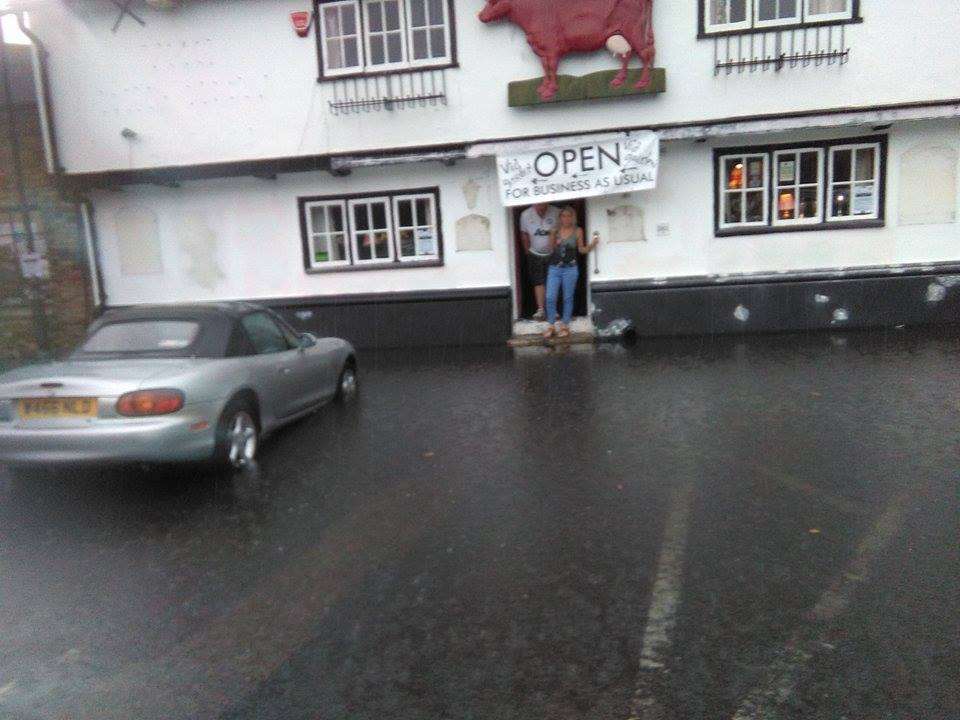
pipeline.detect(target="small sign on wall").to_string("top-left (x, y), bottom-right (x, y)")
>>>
top-left (496, 131), bottom-right (659, 207)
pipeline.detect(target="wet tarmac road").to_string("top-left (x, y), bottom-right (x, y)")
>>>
top-left (1, 328), bottom-right (958, 720)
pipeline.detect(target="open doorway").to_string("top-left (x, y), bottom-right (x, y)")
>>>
top-left (511, 199), bottom-right (590, 321)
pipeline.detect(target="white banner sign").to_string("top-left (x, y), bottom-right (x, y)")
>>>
top-left (496, 131), bottom-right (659, 207)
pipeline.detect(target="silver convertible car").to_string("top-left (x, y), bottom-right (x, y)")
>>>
top-left (0, 303), bottom-right (356, 470)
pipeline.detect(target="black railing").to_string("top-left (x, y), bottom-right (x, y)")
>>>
top-left (713, 25), bottom-right (850, 75)
top-left (328, 69), bottom-right (448, 115)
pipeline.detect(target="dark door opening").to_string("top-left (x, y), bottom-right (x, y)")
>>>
top-left (512, 199), bottom-right (589, 321)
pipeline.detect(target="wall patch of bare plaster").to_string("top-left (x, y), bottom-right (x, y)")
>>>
top-left (606, 205), bottom-right (646, 243)
top-left (462, 178), bottom-right (482, 211)
top-left (898, 142), bottom-right (959, 225)
top-left (177, 216), bottom-right (225, 290)
top-left (114, 205), bottom-right (162, 276)
top-left (456, 214), bottom-right (492, 252)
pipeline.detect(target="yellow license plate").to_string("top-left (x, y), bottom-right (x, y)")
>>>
top-left (18, 397), bottom-right (98, 419)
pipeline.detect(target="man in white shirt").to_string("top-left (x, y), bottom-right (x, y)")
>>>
top-left (519, 203), bottom-right (560, 321)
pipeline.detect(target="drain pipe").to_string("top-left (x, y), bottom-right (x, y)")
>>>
top-left (14, 11), bottom-right (62, 174)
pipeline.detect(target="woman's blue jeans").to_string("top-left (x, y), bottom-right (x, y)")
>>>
top-left (545, 263), bottom-right (579, 324)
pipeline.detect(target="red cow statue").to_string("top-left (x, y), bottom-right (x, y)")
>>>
top-left (478, 0), bottom-right (655, 101)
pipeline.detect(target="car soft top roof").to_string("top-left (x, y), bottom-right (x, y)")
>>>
top-left (76, 302), bottom-right (271, 359)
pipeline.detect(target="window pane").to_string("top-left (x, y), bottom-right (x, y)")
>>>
top-left (386, 32), bottom-right (403, 62)
top-left (832, 183), bottom-right (851, 216)
top-left (777, 190), bottom-right (796, 220)
top-left (780, 0), bottom-right (797, 17)
top-left (852, 182), bottom-right (876, 216)
top-left (799, 151), bottom-right (818, 184)
top-left (416, 198), bottom-right (431, 225)
top-left (725, 158), bottom-right (744, 189)
top-left (400, 229), bottom-right (416, 257)
top-left (808, 0), bottom-right (847, 15)
top-left (798, 186), bottom-right (819, 219)
top-left (344, 38), bottom-right (359, 67)
top-left (368, 3), bottom-right (383, 31)
top-left (331, 233), bottom-right (347, 261)
top-left (397, 199), bottom-right (414, 227)
top-left (342, 5), bottom-right (356, 33)
top-left (430, 27), bottom-right (445, 56)
top-left (412, 29), bottom-right (428, 59)
top-left (745, 191), bottom-right (764, 222)
top-left (371, 202), bottom-right (387, 229)
top-left (724, 192), bottom-right (743, 224)
top-left (314, 236), bottom-right (331, 263)
top-left (428, 0), bottom-right (444, 24)
top-left (354, 204), bottom-right (369, 231)
top-left (758, 0), bottom-right (776, 20)
top-left (372, 231), bottom-right (390, 258)
top-left (832, 149), bottom-right (851, 182)
top-left (311, 206), bottom-right (327, 233)
top-left (409, 0), bottom-right (425, 26)
top-left (370, 35), bottom-right (385, 64)
top-left (326, 40), bottom-right (344, 68)
top-left (385, 0), bottom-right (401, 30)
top-left (854, 147), bottom-right (875, 180)
top-left (82, 321), bottom-right (200, 353)
top-left (746, 158), bottom-right (764, 188)
top-left (324, 7), bottom-right (340, 36)
top-left (730, 0), bottom-right (747, 23)
top-left (358, 234), bottom-right (373, 260)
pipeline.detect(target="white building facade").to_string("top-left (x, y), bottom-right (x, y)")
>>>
top-left (17, 0), bottom-right (960, 346)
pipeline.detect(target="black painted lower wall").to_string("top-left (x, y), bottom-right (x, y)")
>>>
top-left (592, 271), bottom-right (960, 337)
top-left (269, 287), bottom-right (513, 350)
top-left (241, 269), bottom-right (960, 351)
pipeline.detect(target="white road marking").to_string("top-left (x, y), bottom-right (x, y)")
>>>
top-left (629, 481), bottom-right (695, 720)
top-left (730, 488), bottom-right (916, 720)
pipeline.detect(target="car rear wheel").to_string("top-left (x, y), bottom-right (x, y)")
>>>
top-left (335, 364), bottom-right (357, 404)
top-left (214, 402), bottom-right (259, 469)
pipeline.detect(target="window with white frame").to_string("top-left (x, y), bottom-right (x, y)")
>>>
top-left (773, 148), bottom-right (823, 225)
top-left (828, 143), bottom-right (879, 220)
top-left (715, 137), bottom-right (884, 234)
top-left (702, 0), bottom-right (854, 33)
top-left (317, 0), bottom-right (453, 78)
top-left (719, 154), bottom-right (768, 229)
top-left (300, 189), bottom-right (442, 270)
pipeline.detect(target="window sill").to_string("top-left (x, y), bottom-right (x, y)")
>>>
top-left (698, 15), bottom-right (862, 40)
top-left (317, 61), bottom-right (458, 83)
top-left (305, 259), bottom-right (444, 274)
top-left (715, 218), bottom-right (883, 237)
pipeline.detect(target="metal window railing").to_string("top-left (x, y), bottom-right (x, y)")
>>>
top-left (713, 25), bottom-right (850, 75)
top-left (327, 68), bottom-right (448, 115)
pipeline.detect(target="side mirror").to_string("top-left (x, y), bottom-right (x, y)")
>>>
top-left (298, 333), bottom-right (317, 349)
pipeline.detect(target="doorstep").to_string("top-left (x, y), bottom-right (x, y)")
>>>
top-left (508, 317), bottom-right (596, 347)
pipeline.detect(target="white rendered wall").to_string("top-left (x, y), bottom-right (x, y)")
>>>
top-left (29, 1), bottom-right (960, 172)
top-left (585, 120), bottom-right (960, 281)
top-left (93, 121), bottom-right (959, 306)
top-left (92, 158), bottom-right (512, 306)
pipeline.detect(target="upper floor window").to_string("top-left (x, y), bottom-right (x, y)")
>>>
top-left (316, 0), bottom-right (455, 79)
top-left (702, 0), bottom-right (858, 35)
top-left (299, 188), bottom-right (443, 272)
top-left (714, 135), bottom-right (885, 236)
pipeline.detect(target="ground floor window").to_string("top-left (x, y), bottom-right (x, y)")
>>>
top-left (714, 135), bottom-right (885, 236)
top-left (299, 187), bottom-right (442, 271)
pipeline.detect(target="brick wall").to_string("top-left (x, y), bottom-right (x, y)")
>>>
top-left (1, 50), bottom-right (93, 366)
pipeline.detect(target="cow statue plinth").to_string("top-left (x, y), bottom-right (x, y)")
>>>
top-left (478, 0), bottom-right (656, 102)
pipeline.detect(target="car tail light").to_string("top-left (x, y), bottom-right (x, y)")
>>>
top-left (116, 389), bottom-right (184, 416)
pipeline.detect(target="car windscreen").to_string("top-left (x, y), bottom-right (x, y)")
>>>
top-left (78, 320), bottom-right (201, 356)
